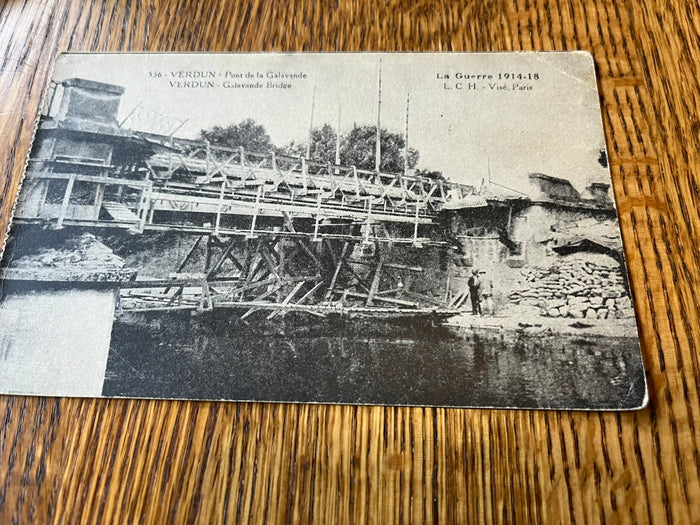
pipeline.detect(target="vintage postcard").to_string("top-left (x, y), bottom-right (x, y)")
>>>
top-left (0, 52), bottom-right (646, 409)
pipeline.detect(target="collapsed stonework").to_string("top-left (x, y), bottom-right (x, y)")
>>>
top-left (508, 252), bottom-right (635, 320)
top-left (2, 231), bottom-right (135, 283)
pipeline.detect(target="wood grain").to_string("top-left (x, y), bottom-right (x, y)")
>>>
top-left (1, 0), bottom-right (699, 522)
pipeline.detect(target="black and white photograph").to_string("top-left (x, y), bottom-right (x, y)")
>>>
top-left (0, 52), bottom-right (646, 409)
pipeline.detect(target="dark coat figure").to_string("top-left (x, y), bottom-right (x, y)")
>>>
top-left (467, 269), bottom-right (482, 315)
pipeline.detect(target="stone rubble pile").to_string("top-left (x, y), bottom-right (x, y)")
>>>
top-left (508, 253), bottom-right (635, 320)
top-left (13, 233), bottom-right (124, 270)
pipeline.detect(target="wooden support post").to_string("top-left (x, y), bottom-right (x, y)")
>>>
top-left (248, 185), bottom-right (262, 237)
top-left (412, 201), bottom-right (420, 245)
top-left (366, 248), bottom-right (387, 306)
top-left (363, 199), bottom-right (373, 244)
top-left (93, 182), bottom-right (105, 221)
top-left (324, 238), bottom-right (338, 267)
top-left (200, 280), bottom-right (213, 312)
top-left (214, 175), bottom-right (227, 235)
top-left (205, 235), bottom-right (213, 273)
top-left (302, 156), bottom-right (308, 191)
top-left (205, 139), bottom-right (211, 179)
top-left (36, 176), bottom-right (50, 218)
top-left (312, 192), bottom-right (322, 241)
top-left (115, 290), bottom-right (123, 317)
top-left (277, 240), bottom-right (287, 300)
top-left (55, 173), bottom-right (76, 228)
top-left (326, 240), bottom-right (351, 298)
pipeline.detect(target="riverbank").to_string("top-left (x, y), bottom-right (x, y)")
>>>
top-left (446, 305), bottom-right (639, 338)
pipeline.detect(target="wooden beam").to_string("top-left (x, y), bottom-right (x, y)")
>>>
top-left (366, 248), bottom-right (387, 306)
top-left (346, 258), bottom-right (424, 273)
top-left (162, 235), bottom-right (204, 294)
top-left (343, 290), bottom-right (418, 308)
top-left (259, 242), bottom-right (281, 280)
top-left (206, 237), bottom-right (242, 279)
top-left (244, 239), bottom-right (263, 284)
top-left (267, 281), bottom-right (305, 319)
top-left (55, 173), bottom-right (76, 228)
top-left (176, 235), bottom-right (205, 273)
top-left (294, 281), bottom-right (324, 305)
top-left (326, 240), bottom-right (351, 298)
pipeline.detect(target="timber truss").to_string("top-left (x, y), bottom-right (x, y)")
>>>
top-left (14, 104), bottom-right (472, 321)
top-left (16, 130), bottom-right (472, 246)
top-left (117, 228), bottom-right (459, 321)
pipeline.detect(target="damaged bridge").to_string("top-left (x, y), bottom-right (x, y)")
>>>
top-left (8, 77), bottom-right (478, 321)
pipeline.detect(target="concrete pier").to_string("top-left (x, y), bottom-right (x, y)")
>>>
top-left (0, 287), bottom-right (117, 396)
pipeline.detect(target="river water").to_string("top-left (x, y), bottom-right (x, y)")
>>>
top-left (103, 311), bottom-right (646, 409)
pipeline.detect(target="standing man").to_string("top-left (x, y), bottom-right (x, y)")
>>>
top-left (468, 268), bottom-right (482, 315)
top-left (480, 269), bottom-right (494, 316)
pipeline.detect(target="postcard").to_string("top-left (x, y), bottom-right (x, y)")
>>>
top-left (0, 52), bottom-right (646, 409)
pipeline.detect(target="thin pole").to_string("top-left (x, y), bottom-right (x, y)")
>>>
top-left (404, 92), bottom-right (410, 178)
top-left (335, 103), bottom-right (341, 169)
top-left (306, 85), bottom-right (317, 159)
top-left (375, 58), bottom-right (382, 172)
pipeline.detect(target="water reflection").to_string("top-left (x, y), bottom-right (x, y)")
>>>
top-left (103, 311), bottom-right (646, 409)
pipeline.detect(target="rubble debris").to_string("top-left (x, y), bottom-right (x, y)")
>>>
top-left (4, 233), bottom-right (136, 283)
top-left (507, 253), bottom-right (635, 320)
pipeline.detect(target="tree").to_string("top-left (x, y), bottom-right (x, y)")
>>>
top-left (285, 124), bottom-right (339, 163)
top-left (285, 124), bottom-right (420, 173)
top-left (340, 125), bottom-right (419, 173)
top-left (199, 119), bottom-right (275, 152)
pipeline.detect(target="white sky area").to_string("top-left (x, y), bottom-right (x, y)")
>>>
top-left (53, 52), bottom-right (609, 193)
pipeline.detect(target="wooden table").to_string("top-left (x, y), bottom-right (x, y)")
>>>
top-left (1, 1), bottom-right (698, 522)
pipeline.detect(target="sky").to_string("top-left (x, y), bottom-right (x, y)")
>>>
top-left (52, 52), bottom-right (609, 193)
